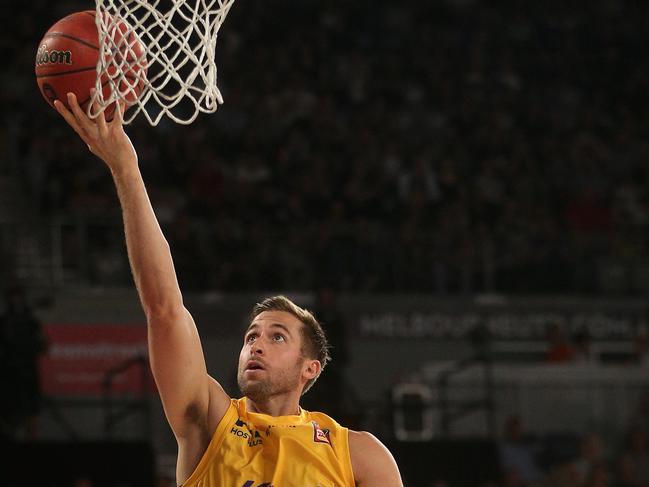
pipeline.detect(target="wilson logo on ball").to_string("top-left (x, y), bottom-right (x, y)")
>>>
top-left (35, 45), bottom-right (72, 66)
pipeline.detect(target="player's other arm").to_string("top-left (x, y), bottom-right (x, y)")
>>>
top-left (349, 430), bottom-right (404, 487)
top-left (53, 95), bottom-right (231, 441)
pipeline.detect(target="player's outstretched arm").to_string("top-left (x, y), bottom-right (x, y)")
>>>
top-left (54, 95), bottom-right (231, 445)
top-left (349, 430), bottom-right (404, 487)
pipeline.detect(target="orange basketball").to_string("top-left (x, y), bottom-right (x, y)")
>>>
top-left (35, 10), bottom-right (147, 120)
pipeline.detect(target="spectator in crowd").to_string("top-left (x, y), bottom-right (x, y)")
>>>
top-left (501, 468), bottom-right (526, 487)
top-left (618, 430), bottom-right (649, 487)
top-left (574, 433), bottom-right (606, 485)
top-left (582, 461), bottom-right (610, 487)
top-left (545, 325), bottom-right (576, 363)
top-left (544, 461), bottom-right (581, 487)
top-left (499, 415), bottom-right (543, 486)
top-left (573, 329), bottom-right (598, 364)
top-left (0, 285), bottom-right (47, 440)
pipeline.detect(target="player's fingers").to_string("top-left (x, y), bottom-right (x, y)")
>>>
top-left (54, 101), bottom-right (96, 153)
top-left (90, 90), bottom-right (108, 136)
top-left (67, 92), bottom-right (95, 133)
top-left (54, 100), bottom-right (88, 139)
top-left (113, 100), bottom-right (127, 126)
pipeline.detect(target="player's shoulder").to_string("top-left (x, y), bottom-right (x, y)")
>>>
top-left (348, 430), bottom-right (403, 487)
top-left (348, 430), bottom-right (385, 454)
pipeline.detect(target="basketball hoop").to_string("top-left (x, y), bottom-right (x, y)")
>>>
top-left (90, 0), bottom-right (236, 126)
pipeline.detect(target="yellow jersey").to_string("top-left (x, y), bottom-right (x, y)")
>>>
top-left (182, 397), bottom-right (356, 487)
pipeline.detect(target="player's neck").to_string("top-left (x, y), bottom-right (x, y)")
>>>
top-left (245, 394), bottom-right (301, 417)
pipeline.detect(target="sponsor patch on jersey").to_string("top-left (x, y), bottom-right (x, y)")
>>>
top-left (231, 417), bottom-right (264, 446)
top-left (312, 421), bottom-right (332, 446)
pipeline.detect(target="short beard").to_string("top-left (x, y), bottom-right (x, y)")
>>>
top-left (238, 376), bottom-right (272, 404)
top-left (237, 357), bottom-right (303, 402)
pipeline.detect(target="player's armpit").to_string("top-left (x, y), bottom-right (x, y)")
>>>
top-left (148, 307), bottom-right (230, 440)
top-left (175, 376), bottom-right (232, 485)
top-left (349, 430), bottom-right (404, 487)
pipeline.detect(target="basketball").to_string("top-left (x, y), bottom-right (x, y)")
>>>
top-left (35, 10), bottom-right (147, 120)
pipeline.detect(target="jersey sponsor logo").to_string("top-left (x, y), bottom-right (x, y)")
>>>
top-left (231, 417), bottom-right (264, 447)
top-left (312, 421), bottom-right (332, 446)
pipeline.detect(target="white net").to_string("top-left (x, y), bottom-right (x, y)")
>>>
top-left (89, 0), bottom-right (236, 125)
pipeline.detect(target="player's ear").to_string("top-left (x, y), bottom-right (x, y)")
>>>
top-left (303, 359), bottom-right (321, 381)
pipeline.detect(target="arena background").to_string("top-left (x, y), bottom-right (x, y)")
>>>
top-left (2, 1), bottom-right (649, 486)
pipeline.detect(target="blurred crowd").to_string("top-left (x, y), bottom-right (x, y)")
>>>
top-left (492, 405), bottom-right (649, 487)
top-left (421, 394), bottom-right (649, 487)
top-left (2, 0), bottom-right (649, 294)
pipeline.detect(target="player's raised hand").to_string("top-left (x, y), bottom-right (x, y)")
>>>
top-left (54, 90), bottom-right (138, 175)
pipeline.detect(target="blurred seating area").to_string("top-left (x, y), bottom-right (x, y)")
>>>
top-left (2, 0), bottom-right (649, 294)
top-left (491, 411), bottom-right (649, 487)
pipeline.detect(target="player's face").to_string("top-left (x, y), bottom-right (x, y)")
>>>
top-left (237, 310), bottom-right (309, 401)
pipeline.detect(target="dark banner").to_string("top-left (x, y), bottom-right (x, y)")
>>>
top-left (342, 297), bottom-right (646, 340)
top-left (44, 293), bottom-right (648, 342)
top-left (353, 309), bottom-right (640, 340)
top-left (173, 295), bottom-right (649, 341)
top-left (191, 295), bottom-right (646, 341)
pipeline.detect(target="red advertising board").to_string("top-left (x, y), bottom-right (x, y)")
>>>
top-left (41, 324), bottom-right (152, 396)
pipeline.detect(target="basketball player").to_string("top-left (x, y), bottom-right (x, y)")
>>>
top-left (54, 93), bottom-right (404, 487)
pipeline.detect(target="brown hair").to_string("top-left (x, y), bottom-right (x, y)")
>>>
top-left (251, 295), bottom-right (331, 394)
